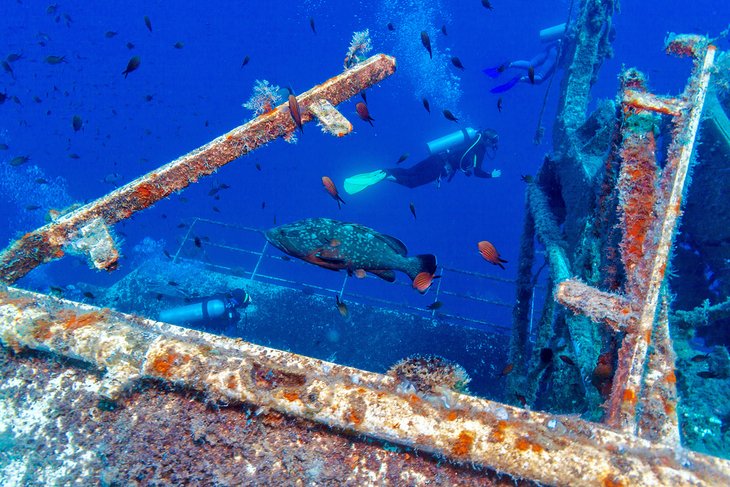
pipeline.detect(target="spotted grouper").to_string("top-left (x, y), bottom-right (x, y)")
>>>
top-left (265, 218), bottom-right (437, 293)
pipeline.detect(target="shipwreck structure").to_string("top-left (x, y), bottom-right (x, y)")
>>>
top-left (1, 1), bottom-right (730, 485)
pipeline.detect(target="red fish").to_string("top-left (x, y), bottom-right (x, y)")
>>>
top-left (478, 241), bottom-right (508, 269)
top-left (289, 94), bottom-right (303, 133)
top-left (355, 102), bottom-right (374, 126)
top-left (501, 363), bottom-right (514, 376)
top-left (412, 271), bottom-right (434, 292)
top-left (322, 176), bottom-right (346, 209)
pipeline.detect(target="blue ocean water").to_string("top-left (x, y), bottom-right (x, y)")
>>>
top-left (1, 0), bottom-right (725, 284)
top-left (1, 0), bottom-right (729, 410)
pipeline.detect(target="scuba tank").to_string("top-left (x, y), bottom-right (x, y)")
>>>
top-left (159, 289), bottom-right (250, 326)
top-left (426, 127), bottom-right (478, 155)
top-left (539, 23), bottom-right (566, 44)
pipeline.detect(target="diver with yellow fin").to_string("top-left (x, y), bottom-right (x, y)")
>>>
top-left (343, 128), bottom-right (500, 195)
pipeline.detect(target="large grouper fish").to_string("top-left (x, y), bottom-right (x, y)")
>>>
top-left (265, 218), bottom-right (437, 292)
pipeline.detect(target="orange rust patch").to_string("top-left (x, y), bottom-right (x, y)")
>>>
top-left (408, 394), bottom-right (421, 404)
top-left (623, 388), bottom-right (637, 404)
top-left (515, 437), bottom-right (544, 453)
top-left (664, 400), bottom-right (676, 415)
top-left (134, 182), bottom-right (157, 207)
top-left (226, 374), bottom-right (238, 390)
top-left (150, 350), bottom-right (191, 378)
top-left (60, 309), bottom-right (109, 331)
top-left (603, 476), bottom-right (625, 487)
top-left (490, 420), bottom-right (508, 442)
top-left (644, 328), bottom-right (652, 343)
top-left (666, 371), bottom-right (676, 384)
top-left (53, 248), bottom-right (65, 258)
top-left (282, 391), bottom-right (299, 402)
top-left (346, 408), bottom-right (363, 425)
top-left (446, 411), bottom-right (459, 421)
top-left (32, 319), bottom-right (54, 341)
top-left (451, 430), bottom-right (476, 456)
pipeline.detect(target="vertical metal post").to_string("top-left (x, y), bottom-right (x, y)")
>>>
top-left (431, 269), bottom-right (445, 317)
top-left (172, 218), bottom-right (198, 263)
top-left (250, 241), bottom-right (268, 281)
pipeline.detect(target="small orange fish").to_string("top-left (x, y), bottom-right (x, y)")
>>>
top-left (355, 102), bottom-right (374, 126)
top-left (289, 94), bottom-right (303, 133)
top-left (501, 363), bottom-right (514, 376)
top-left (322, 176), bottom-right (346, 209)
top-left (412, 271), bottom-right (434, 293)
top-left (478, 241), bottom-right (508, 269)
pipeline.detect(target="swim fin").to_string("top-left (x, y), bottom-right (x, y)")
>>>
top-left (482, 63), bottom-right (507, 78)
top-left (343, 170), bottom-right (387, 195)
top-left (490, 76), bottom-right (520, 94)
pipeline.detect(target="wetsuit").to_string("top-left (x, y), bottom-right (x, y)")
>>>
top-left (488, 40), bottom-right (563, 94)
top-left (385, 132), bottom-right (495, 188)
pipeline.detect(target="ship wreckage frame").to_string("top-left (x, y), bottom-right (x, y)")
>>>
top-left (2, 1), bottom-right (730, 485)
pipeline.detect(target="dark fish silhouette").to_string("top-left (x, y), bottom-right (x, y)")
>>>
top-left (396, 152), bottom-right (409, 164)
top-left (144, 15), bottom-right (152, 32)
top-left (72, 115), bottom-right (82, 132)
top-left (497, 97), bottom-right (503, 112)
top-left (9, 155), bottom-right (30, 166)
top-left (194, 236), bottom-right (202, 248)
top-left (420, 31), bottom-right (432, 59)
top-left (288, 94), bottom-right (303, 133)
top-left (173, 41), bottom-right (184, 49)
top-left (45, 55), bottom-right (66, 64)
top-left (426, 301), bottom-right (442, 310)
top-left (409, 202), bottom-right (416, 219)
top-left (1, 61), bottom-right (14, 79)
top-left (422, 97), bottom-right (430, 113)
top-left (387, 23), bottom-right (395, 31)
top-left (451, 56), bottom-right (465, 70)
top-left (441, 24), bottom-right (448, 36)
top-left (309, 17), bottom-right (316, 34)
top-left (442, 109), bottom-right (458, 122)
top-left (6, 53), bottom-right (22, 62)
top-left (122, 56), bottom-right (141, 77)
top-left (266, 218), bottom-right (437, 292)
top-left (528, 66), bottom-right (535, 84)
top-left (126, 42), bottom-right (135, 50)
top-left (335, 295), bottom-right (349, 320)
top-left (482, 0), bottom-right (494, 10)
top-left (355, 102), bottom-right (374, 126)
top-left (241, 55), bottom-right (250, 68)
top-left (105, 31), bottom-right (117, 38)
top-left (360, 91), bottom-right (367, 103)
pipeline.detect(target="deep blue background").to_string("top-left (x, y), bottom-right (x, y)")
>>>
top-left (0, 1), bottom-right (728, 310)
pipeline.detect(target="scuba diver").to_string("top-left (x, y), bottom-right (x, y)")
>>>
top-left (343, 127), bottom-right (501, 195)
top-left (159, 288), bottom-right (251, 335)
top-left (483, 22), bottom-right (569, 93)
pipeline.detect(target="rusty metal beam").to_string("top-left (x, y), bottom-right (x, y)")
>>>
top-left (1, 286), bottom-right (728, 486)
top-left (0, 54), bottom-right (396, 285)
top-left (555, 36), bottom-right (716, 437)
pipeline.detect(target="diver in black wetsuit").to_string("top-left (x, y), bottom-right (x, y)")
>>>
top-left (343, 128), bottom-right (500, 194)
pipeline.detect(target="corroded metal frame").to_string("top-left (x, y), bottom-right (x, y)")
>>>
top-left (0, 38), bottom-right (729, 487)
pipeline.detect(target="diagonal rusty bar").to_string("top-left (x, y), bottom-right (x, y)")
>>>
top-left (606, 41), bottom-right (716, 432)
top-left (638, 291), bottom-right (680, 446)
top-left (0, 54), bottom-right (396, 285)
top-left (1, 286), bottom-right (729, 486)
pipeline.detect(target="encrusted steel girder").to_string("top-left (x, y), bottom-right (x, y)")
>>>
top-left (0, 54), bottom-right (395, 285)
top-left (556, 35), bottom-right (716, 436)
top-left (1, 286), bottom-right (729, 486)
